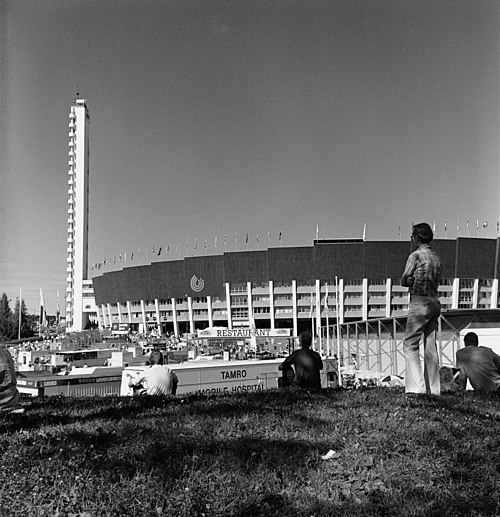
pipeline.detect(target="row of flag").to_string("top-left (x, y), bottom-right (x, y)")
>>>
top-left (91, 230), bottom-right (284, 272)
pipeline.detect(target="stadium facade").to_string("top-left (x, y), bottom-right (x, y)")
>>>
top-left (92, 237), bottom-right (500, 337)
top-left (66, 99), bottom-right (500, 336)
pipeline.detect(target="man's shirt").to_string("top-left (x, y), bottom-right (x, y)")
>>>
top-left (280, 348), bottom-right (323, 389)
top-left (402, 244), bottom-right (442, 298)
top-left (133, 365), bottom-right (175, 395)
top-left (456, 346), bottom-right (500, 393)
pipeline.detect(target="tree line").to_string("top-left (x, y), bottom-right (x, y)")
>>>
top-left (0, 293), bottom-right (36, 343)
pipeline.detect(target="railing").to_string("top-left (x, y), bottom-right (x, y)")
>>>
top-left (321, 309), bottom-right (500, 378)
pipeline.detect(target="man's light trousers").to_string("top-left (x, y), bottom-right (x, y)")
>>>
top-left (403, 295), bottom-right (441, 395)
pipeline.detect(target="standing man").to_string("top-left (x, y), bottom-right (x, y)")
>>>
top-left (402, 222), bottom-right (442, 395)
top-left (456, 332), bottom-right (500, 393)
top-left (279, 331), bottom-right (323, 390)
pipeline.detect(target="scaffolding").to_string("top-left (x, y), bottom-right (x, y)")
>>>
top-left (324, 309), bottom-right (500, 377)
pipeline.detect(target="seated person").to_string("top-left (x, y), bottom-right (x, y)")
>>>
top-left (439, 366), bottom-right (459, 393)
top-left (456, 332), bottom-right (500, 393)
top-left (128, 349), bottom-right (178, 396)
top-left (0, 347), bottom-right (20, 411)
top-left (279, 331), bottom-right (323, 390)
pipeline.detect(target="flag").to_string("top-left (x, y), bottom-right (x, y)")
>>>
top-left (175, 243), bottom-right (179, 252)
top-left (131, 251), bottom-right (134, 261)
top-left (204, 239), bottom-right (207, 249)
top-left (433, 220), bottom-right (436, 232)
top-left (56, 290), bottom-right (60, 326)
top-left (362, 223), bottom-right (366, 241)
top-left (444, 220), bottom-right (447, 232)
top-left (214, 236), bottom-right (217, 248)
top-left (157, 246), bottom-right (162, 256)
top-left (167, 242), bottom-right (171, 253)
top-left (256, 234), bottom-right (259, 243)
top-left (246, 233), bottom-right (248, 244)
top-left (483, 221), bottom-right (488, 228)
top-left (316, 225), bottom-right (319, 240)
top-left (497, 221), bottom-right (499, 233)
top-left (278, 229), bottom-right (282, 241)
top-left (194, 238), bottom-right (197, 250)
top-left (39, 289), bottom-right (48, 328)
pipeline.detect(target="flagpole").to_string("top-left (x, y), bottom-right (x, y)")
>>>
top-left (310, 297), bottom-right (314, 338)
top-left (335, 276), bottom-right (342, 386)
top-left (18, 286), bottom-right (22, 340)
top-left (325, 282), bottom-right (329, 357)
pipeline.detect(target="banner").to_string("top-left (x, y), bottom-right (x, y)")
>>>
top-left (197, 328), bottom-right (291, 339)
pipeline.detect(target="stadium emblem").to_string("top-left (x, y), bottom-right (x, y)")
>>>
top-left (190, 274), bottom-right (205, 293)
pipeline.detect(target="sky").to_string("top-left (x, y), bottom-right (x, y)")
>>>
top-left (1, 0), bottom-right (499, 314)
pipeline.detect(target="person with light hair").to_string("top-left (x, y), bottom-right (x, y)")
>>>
top-left (128, 349), bottom-right (178, 396)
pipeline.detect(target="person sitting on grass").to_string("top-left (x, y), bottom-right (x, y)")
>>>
top-left (128, 349), bottom-right (178, 396)
top-left (456, 332), bottom-right (500, 393)
top-left (0, 346), bottom-right (21, 412)
top-left (278, 331), bottom-right (323, 390)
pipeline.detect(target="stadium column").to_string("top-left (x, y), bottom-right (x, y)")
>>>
top-left (451, 278), bottom-right (460, 309)
top-left (107, 303), bottom-right (113, 329)
top-left (472, 279), bottom-right (479, 309)
top-left (207, 296), bottom-right (213, 327)
top-left (171, 298), bottom-right (179, 338)
top-left (225, 283), bottom-right (232, 330)
top-left (98, 304), bottom-right (106, 329)
top-left (127, 301), bottom-right (132, 324)
top-left (268, 280), bottom-right (275, 331)
top-left (362, 278), bottom-right (368, 321)
top-left (385, 278), bottom-right (392, 318)
top-left (292, 280), bottom-right (298, 337)
top-left (188, 297), bottom-right (194, 335)
top-left (140, 300), bottom-right (147, 334)
top-left (247, 282), bottom-right (253, 328)
top-left (338, 278), bottom-right (345, 325)
top-left (491, 279), bottom-right (499, 308)
top-left (155, 299), bottom-right (161, 334)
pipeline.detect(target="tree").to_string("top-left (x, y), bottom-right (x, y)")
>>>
top-left (0, 293), bottom-right (14, 342)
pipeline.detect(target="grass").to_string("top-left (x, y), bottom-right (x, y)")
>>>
top-left (1, 388), bottom-right (500, 517)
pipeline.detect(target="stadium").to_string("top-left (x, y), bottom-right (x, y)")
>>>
top-left (92, 235), bottom-right (500, 337)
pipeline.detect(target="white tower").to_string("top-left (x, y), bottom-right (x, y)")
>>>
top-left (66, 98), bottom-right (92, 331)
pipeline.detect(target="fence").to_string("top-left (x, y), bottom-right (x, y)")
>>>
top-left (322, 309), bottom-right (500, 377)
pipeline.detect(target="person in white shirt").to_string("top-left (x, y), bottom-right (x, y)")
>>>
top-left (128, 349), bottom-right (178, 396)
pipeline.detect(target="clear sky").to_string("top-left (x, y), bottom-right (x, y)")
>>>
top-left (1, 0), bottom-right (499, 314)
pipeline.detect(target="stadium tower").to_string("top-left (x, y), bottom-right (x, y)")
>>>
top-left (66, 97), bottom-right (95, 331)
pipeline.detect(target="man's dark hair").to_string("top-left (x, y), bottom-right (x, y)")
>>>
top-left (149, 349), bottom-right (164, 365)
top-left (299, 331), bottom-right (312, 349)
top-left (412, 222), bottom-right (434, 244)
top-left (464, 332), bottom-right (479, 347)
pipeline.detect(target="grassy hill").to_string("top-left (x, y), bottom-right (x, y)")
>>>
top-left (1, 388), bottom-right (500, 517)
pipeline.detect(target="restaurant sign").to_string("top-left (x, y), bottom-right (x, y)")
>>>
top-left (197, 328), bottom-right (291, 339)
